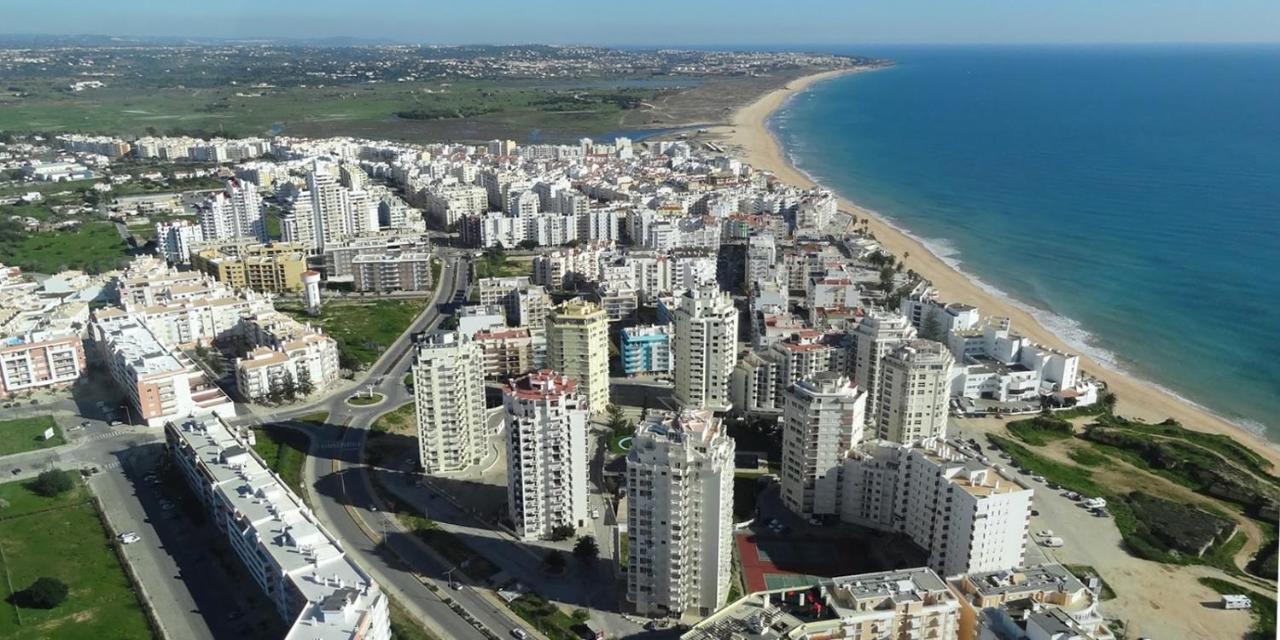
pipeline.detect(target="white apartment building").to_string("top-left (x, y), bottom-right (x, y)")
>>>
top-left (477, 275), bottom-right (531, 322)
top-left (199, 178), bottom-right (267, 243)
top-left (626, 409), bottom-right (735, 617)
top-left (167, 417), bottom-right (390, 640)
top-left (840, 439), bottom-right (1032, 577)
top-left (673, 286), bottom-right (738, 412)
top-left (503, 370), bottom-right (589, 540)
top-left (577, 208), bottom-right (622, 245)
top-left (878, 339), bottom-right (954, 443)
top-left (352, 252), bottom-right (434, 293)
top-left (851, 311), bottom-right (917, 428)
top-left (0, 331), bottom-right (86, 396)
top-left (93, 318), bottom-right (233, 426)
top-left (235, 323), bottom-right (340, 403)
top-left (155, 219), bottom-right (205, 264)
top-left (412, 331), bottom-right (487, 473)
top-left (681, 568), bottom-right (960, 640)
top-left (467, 211), bottom-right (578, 248)
top-left (546, 298), bottom-right (610, 412)
top-left (744, 233), bottom-right (785, 291)
top-left (423, 184), bottom-right (488, 228)
top-left (780, 373), bottom-right (866, 518)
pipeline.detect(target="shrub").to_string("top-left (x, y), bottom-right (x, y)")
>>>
top-left (31, 469), bottom-right (74, 497)
top-left (20, 577), bottom-right (68, 609)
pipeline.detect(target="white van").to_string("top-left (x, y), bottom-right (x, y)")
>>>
top-left (1042, 536), bottom-right (1065, 548)
top-left (1222, 595), bottom-right (1252, 610)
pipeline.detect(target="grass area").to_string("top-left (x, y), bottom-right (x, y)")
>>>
top-left (508, 594), bottom-right (580, 640)
top-left (0, 480), bottom-right (153, 639)
top-left (1066, 446), bottom-right (1111, 467)
top-left (429, 259), bottom-right (442, 289)
top-left (1006, 415), bottom-right (1074, 446)
top-left (473, 253), bottom-right (530, 279)
top-left (1094, 415), bottom-right (1274, 476)
top-left (278, 298), bottom-right (427, 370)
top-left (0, 416), bottom-right (64, 456)
top-left (1202, 530), bottom-right (1250, 575)
top-left (251, 425), bottom-right (311, 496)
top-left (987, 434), bottom-right (1105, 496)
top-left (371, 403), bottom-right (416, 435)
top-left (0, 220), bottom-right (128, 274)
top-left (387, 593), bottom-right (439, 640)
top-left (0, 81), bottom-right (653, 142)
top-left (1063, 564), bottom-right (1116, 600)
top-left (347, 393), bottom-right (385, 406)
top-left (1197, 577), bottom-right (1277, 640)
top-left (403, 372), bottom-right (414, 391)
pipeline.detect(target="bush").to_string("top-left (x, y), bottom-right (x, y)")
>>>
top-left (549, 524), bottom-right (575, 541)
top-left (31, 469), bottom-right (74, 497)
top-left (19, 577), bottom-right (68, 609)
top-left (1007, 416), bottom-right (1074, 446)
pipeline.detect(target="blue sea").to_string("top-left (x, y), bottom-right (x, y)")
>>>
top-left (770, 45), bottom-right (1280, 438)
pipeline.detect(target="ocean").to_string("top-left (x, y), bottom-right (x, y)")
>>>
top-left (770, 45), bottom-right (1280, 438)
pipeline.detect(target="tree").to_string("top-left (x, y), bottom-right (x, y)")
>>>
top-left (31, 470), bottom-right (74, 497)
top-left (20, 577), bottom-right (68, 609)
top-left (606, 404), bottom-right (629, 433)
top-left (921, 309), bottom-right (944, 342)
top-left (517, 239), bottom-right (539, 251)
top-left (266, 376), bottom-right (284, 405)
top-left (1101, 392), bottom-right (1118, 414)
top-left (573, 535), bottom-right (599, 563)
top-left (543, 550), bottom-right (567, 573)
top-left (878, 265), bottom-right (896, 292)
top-left (280, 370), bottom-right (297, 403)
top-left (549, 524), bottom-right (576, 541)
top-left (296, 366), bottom-right (314, 397)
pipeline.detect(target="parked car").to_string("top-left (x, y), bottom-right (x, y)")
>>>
top-left (119, 531), bottom-right (141, 544)
top-left (1042, 536), bottom-right (1065, 548)
top-left (511, 629), bottom-right (530, 640)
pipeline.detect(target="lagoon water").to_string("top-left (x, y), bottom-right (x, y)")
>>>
top-left (772, 45), bottom-right (1280, 437)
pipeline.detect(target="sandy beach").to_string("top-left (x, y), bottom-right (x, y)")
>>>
top-left (713, 67), bottom-right (1280, 467)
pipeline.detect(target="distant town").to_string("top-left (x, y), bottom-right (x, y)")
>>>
top-left (0, 120), bottom-right (1271, 640)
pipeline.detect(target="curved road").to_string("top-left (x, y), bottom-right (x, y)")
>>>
top-left (231, 253), bottom-right (537, 640)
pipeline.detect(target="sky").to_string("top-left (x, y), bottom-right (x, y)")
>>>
top-left (6, 0), bottom-right (1280, 46)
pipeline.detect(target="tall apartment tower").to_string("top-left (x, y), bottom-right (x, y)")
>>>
top-left (199, 178), bottom-right (266, 242)
top-left (878, 339), bottom-right (955, 443)
top-left (780, 373), bottom-right (867, 518)
top-left (306, 170), bottom-right (354, 252)
top-left (412, 331), bottom-right (487, 473)
top-left (626, 409), bottom-right (735, 617)
top-left (673, 285), bottom-right (738, 412)
top-left (545, 298), bottom-right (610, 412)
top-left (851, 311), bottom-right (916, 428)
top-left (503, 370), bottom-right (589, 540)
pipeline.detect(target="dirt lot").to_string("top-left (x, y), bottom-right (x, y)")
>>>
top-left (953, 417), bottom-right (1261, 640)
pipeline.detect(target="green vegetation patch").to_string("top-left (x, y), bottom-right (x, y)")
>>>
top-left (473, 253), bottom-right (529, 279)
top-left (1006, 415), bottom-right (1074, 446)
top-left (0, 220), bottom-right (128, 274)
top-left (987, 435), bottom-right (1104, 496)
top-left (1066, 446), bottom-right (1111, 468)
top-left (1197, 577), bottom-right (1276, 640)
top-left (278, 298), bottom-right (428, 370)
top-left (347, 393), bottom-right (385, 406)
top-left (508, 594), bottom-right (581, 640)
top-left (252, 425), bottom-right (311, 496)
top-left (0, 480), bottom-right (153, 639)
top-left (0, 416), bottom-right (64, 456)
top-left (1118, 491), bottom-right (1236, 562)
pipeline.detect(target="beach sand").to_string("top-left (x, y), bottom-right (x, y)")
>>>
top-left (712, 67), bottom-right (1280, 467)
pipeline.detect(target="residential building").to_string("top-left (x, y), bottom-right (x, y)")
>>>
top-left (878, 339), bottom-right (954, 443)
top-left (951, 564), bottom-right (1114, 640)
top-left (155, 220), bottom-right (205, 264)
top-left (619, 324), bottom-right (673, 376)
top-left (0, 331), bottom-right (86, 396)
top-left (93, 318), bottom-right (233, 426)
top-left (840, 439), bottom-right (1032, 578)
top-left (190, 242), bottom-right (309, 294)
top-left (680, 568), bottom-right (960, 640)
top-left (167, 417), bottom-right (390, 640)
top-left (457, 304), bottom-right (507, 338)
top-left (851, 311), bottom-right (916, 428)
top-left (545, 299), bottom-right (610, 412)
top-left (198, 178), bottom-right (267, 242)
top-left (412, 332), bottom-right (487, 473)
top-left (673, 286), bottom-right (738, 412)
top-left (627, 409), bottom-right (735, 617)
top-left (503, 370), bottom-right (589, 540)
top-left (473, 327), bottom-right (537, 379)
top-left (780, 373), bottom-right (866, 518)
top-left (352, 252), bottom-right (434, 293)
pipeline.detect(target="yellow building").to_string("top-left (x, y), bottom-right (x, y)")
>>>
top-left (191, 242), bottom-right (308, 293)
top-left (546, 298), bottom-right (610, 412)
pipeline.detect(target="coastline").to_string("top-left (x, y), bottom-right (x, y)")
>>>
top-left (714, 66), bottom-right (1280, 466)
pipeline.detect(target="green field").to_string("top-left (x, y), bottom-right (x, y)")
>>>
top-left (252, 425), bottom-right (312, 496)
top-left (0, 81), bottom-right (650, 142)
top-left (473, 253), bottom-right (530, 279)
top-left (0, 220), bottom-right (128, 275)
top-left (0, 416), bottom-right (65, 456)
top-left (0, 481), bottom-right (153, 639)
top-left (279, 298), bottom-right (428, 370)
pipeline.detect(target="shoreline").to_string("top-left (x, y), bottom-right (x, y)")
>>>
top-left (712, 66), bottom-right (1280, 466)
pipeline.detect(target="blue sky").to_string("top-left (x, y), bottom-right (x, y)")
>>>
top-left (7, 0), bottom-right (1280, 45)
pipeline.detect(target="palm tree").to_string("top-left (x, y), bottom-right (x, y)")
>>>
top-left (573, 536), bottom-right (599, 563)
